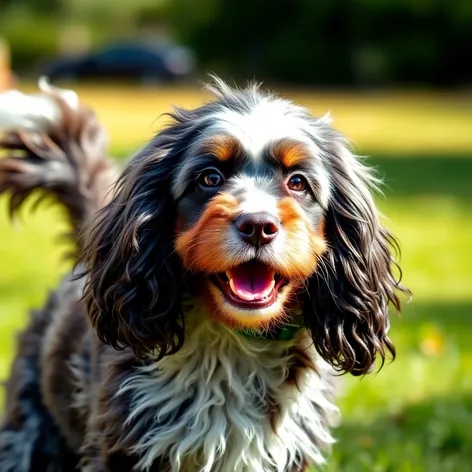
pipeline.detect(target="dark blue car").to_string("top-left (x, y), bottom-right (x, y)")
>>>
top-left (43, 42), bottom-right (196, 84)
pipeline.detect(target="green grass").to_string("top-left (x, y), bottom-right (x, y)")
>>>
top-left (1, 87), bottom-right (471, 471)
top-left (325, 155), bottom-right (472, 471)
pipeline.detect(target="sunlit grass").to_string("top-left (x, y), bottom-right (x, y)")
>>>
top-left (1, 86), bottom-right (471, 470)
top-left (0, 201), bottom-right (71, 382)
top-left (18, 82), bottom-right (472, 156)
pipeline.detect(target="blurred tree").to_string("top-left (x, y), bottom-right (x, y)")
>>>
top-left (0, 0), bottom-right (61, 13)
top-left (0, 0), bottom-right (471, 87)
top-left (162, 0), bottom-right (472, 86)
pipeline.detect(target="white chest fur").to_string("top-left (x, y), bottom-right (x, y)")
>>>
top-left (116, 321), bottom-right (340, 472)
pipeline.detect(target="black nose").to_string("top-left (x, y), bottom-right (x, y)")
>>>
top-left (234, 212), bottom-right (280, 246)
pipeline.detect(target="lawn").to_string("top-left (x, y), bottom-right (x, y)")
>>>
top-left (1, 85), bottom-right (471, 471)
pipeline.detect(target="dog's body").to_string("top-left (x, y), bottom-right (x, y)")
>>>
top-left (2, 273), bottom-right (338, 472)
top-left (0, 79), bottom-right (408, 471)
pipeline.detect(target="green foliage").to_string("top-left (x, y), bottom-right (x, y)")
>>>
top-left (164, 0), bottom-right (472, 86)
top-left (1, 0), bottom-right (61, 14)
top-left (2, 0), bottom-right (472, 85)
top-left (0, 12), bottom-right (60, 72)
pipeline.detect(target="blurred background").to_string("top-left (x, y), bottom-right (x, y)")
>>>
top-left (0, 1), bottom-right (471, 471)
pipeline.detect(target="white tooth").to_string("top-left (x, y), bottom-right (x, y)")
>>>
top-left (229, 278), bottom-right (239, 296)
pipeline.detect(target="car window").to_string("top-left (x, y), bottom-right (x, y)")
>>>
top-left (95, 47), bottom-right (157, 63)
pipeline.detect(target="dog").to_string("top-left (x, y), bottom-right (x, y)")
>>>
top-left (0, 77), bottom-right (409, 472)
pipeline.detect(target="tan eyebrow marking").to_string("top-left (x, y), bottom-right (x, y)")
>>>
top-left (199, 135), bottom-right (243, 162)
top-left (272, 140), bottom-right (309, 168)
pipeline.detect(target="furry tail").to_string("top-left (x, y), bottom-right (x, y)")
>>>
top-left (0, 78), bottom-right (119, 249)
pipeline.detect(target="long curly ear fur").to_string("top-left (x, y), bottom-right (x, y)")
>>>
top-left (305, 136), bottom-right (410, 376)
top-left (79, 114), bottom-right (200, 359)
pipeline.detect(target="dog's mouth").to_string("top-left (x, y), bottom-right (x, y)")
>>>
top-left (211, 260), bottom-right (288, 309)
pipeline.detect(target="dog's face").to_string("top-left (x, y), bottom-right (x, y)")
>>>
top-left (173, 107), bottom-right (331, 329)
top-left (83, 79), bottom-right (409, 375)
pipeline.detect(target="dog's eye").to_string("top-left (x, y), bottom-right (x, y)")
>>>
top-left (287, 174), bottom-right (307, 192)
top-left (199, 170), bottom-right (224, 188)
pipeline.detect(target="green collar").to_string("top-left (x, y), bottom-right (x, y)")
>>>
top-left (180, 297), bottom-right (303, 341)
top-left (236, 318), bottom-right (303, 341)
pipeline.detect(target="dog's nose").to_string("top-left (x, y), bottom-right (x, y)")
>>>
top-left (234, 212), bottom-right (279, 246)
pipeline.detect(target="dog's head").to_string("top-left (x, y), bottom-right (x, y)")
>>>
top-left (82, 79), bottom-right (409, 375)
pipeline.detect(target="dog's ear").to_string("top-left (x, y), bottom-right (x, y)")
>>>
top-left (304, 137), bottom-right (410, 375)
top-left (80, 119), bottom-right (195, 359)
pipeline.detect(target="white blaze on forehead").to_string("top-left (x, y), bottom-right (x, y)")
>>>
top-left (230, 175), bottom-right (279, 215)
top-left (211, 98), bottom-right (317, 160)
top-left (209, 97), bottom-right (332, 208)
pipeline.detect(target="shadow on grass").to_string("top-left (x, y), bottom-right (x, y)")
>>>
top-left (399, 300), bottom-right (472, 330)
top-left (326, 394), bottom-right (472, 472)
top-left (113, 151), bottom-right (472, 201)
top-left (369, 155), bottom-right (472, 201)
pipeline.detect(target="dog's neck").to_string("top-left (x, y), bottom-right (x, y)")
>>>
top-left (116, 309), bottom-right (340, 472)
top-left (236, 318), bottom-right (303, 341)
top-left (181, 293), bottom-right (304, 341)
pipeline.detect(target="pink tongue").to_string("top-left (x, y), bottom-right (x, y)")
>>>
top-left (227, 264), bottom-right (275, 301)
